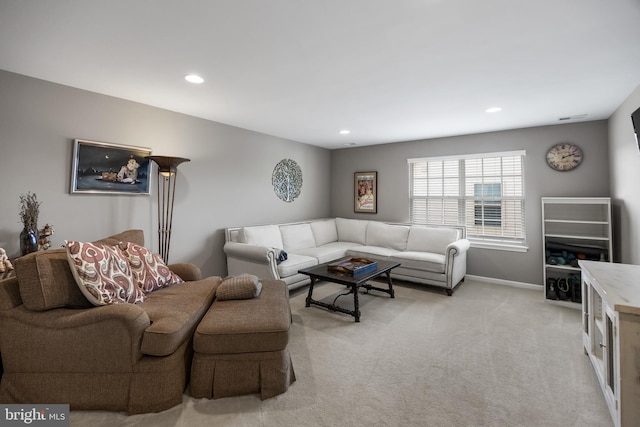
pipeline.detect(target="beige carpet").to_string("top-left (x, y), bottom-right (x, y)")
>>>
top-left (71, 278), bottom-right (613, 426)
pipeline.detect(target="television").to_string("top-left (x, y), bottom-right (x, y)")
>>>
top-left (633, 106), bottom-right (640, 154)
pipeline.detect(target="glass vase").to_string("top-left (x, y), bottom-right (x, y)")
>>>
top-left (20, 228), bottom-right (39, 255)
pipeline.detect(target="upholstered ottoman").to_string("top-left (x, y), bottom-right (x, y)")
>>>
top-left (190, 279), bottom-right (295, 400)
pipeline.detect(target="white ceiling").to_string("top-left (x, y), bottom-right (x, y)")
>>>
top-left (1, 0), bottom-right (640, 149)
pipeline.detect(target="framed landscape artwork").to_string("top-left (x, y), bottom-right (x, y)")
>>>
top-left (70, 139), bottom-right (152, 195)
top-left (354, 171), bottom-right (377, 213)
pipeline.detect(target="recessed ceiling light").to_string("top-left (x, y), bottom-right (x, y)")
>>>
top-left (344, 142), bottom-right (357, 146)
top-left (185, 74), bottom-right (204, 84)
top-left (485, 107), bottom-right (502, 113)
top-left (339, 129), bottom-right (351, 135)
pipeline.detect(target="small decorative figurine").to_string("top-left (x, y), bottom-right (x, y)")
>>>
top-left (0, 247), bottom-right (14, 273)
top-left (38, 223), bottom-right (55, 251)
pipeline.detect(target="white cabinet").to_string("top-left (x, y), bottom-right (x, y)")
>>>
top-left (542, 197), bottom-right (612, 307)
top-left (580, 261), bottom-right (640, 427)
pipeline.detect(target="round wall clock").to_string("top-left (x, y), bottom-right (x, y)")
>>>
top-left (546, 142), bottom-right (584, 171)
top-left (272, 159), bottom-right (303, 202)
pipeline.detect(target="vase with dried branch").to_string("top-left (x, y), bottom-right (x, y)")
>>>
top-left (19, 192), bottom-right (41, 255)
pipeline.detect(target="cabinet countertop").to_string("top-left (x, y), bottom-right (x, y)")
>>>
top-left (579, 260), bottom-right (640, 315)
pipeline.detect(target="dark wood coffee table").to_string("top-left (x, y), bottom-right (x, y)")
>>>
top-left (299, 259), bottom-right (400, 322)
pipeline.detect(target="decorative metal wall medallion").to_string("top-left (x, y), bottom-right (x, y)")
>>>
top-left (272, 159), bottom-right (302, 202)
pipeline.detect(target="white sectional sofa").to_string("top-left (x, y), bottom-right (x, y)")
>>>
top-left (224, 218), bottom-right (470, 295)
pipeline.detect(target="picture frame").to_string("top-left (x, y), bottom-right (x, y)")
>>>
top-left (354, 171), bottom-right (377, 213)
top-left (70, 139), bottom-right (152, 195)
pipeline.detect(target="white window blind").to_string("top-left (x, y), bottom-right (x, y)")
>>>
top-left (408, 151), bottom-right (526, 248)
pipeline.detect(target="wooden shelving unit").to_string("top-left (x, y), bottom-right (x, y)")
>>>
top-left (541, 197), bottom-right (613, 308)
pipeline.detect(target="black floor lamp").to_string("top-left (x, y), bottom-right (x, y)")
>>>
top-left (146, 155), bottom-right (190, 264)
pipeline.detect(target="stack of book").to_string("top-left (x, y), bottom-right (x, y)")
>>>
top-left (327, 257), bottom-right (377, 276)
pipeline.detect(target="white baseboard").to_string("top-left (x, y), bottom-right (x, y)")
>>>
top-left (465, 275), bottom-right (542, 291)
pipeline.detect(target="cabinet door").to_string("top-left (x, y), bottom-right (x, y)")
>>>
top-left (589, 285), bottom-right (605, 365)
top-left (603, 305), bottom-right (618, 421)
top-left (582, 277), bottom-right (590, 335)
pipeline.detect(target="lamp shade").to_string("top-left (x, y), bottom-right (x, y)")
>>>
top-left (145, 156), bottom-right (190, 173)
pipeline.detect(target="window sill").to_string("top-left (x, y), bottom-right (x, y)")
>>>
top-left (469, 240), bottom-right (529, 253)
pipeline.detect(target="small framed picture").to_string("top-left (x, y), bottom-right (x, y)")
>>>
top-left (70, 139), bottom-right (152, 195)
top-left (354, 171), bottom-right (377, 213)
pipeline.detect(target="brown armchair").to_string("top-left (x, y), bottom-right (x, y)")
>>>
top-left (0, 230), bottom-right (221, 414)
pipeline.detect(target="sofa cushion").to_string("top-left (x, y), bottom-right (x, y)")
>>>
top-left (310, 219), bottom-right (338, 246)
top-left (347, 246), bottom-right (399, 259)
top-left (241, 225), bottom-right (284, 249)
top-left (335, 218), bottom-right (368, 244)
top-left (14, 249), bottom-right (93, 311)
top-left (65, 241), bottom-right (146, 306)
top-left (391, 251), bottom-right (446, 273)
top-left (277, 253), bottom-right (317, 278)
top-left (137, 276), bottom-right (221, 356)
top-left (194, 279), bottom-right (290, 355)
top-left (407, 225), bottom-right (459, 254)
top-left (0, 277), bottom-right (21, 310)
top-left (119, 242), bottom-right (184, 293)
top-left (294, 241), bottom-right (362, 264)
top-left (217, 274), bottom-right (262, 301)
top-left (366, 222), bottom-right (409, 250)
top-left (13, 230), bottom-right (145, 311)
top-left (280, 223), bottom-right (316, 252)
top-left (94, 229), bottom-right (145, 247)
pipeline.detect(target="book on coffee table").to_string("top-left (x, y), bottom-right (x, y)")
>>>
top-left (327, 257), bottom-right (377, 276)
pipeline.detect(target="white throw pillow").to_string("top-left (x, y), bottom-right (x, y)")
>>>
top-left (366, 222), bottom-right (409, 250)
top-left (335, 218), bottom-right (368, 244)
top-left (280, 223), bottom-right (316, 252)
top-left (407, 225), bottom-right (460, 254)
top-left (310, 219), bottom-right (338, 246)
top-left (241, 225), bottom-right (284, 249)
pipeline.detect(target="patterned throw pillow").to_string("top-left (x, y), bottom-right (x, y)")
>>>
top-left (65, 241), bottom-right (146, 306)
top-left (216, 274), bottom-right (262, 301)
top-left (119, 241), bottom-right (184, 293)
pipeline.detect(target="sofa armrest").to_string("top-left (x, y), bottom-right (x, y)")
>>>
top-left (444, 238), bottom-right (471, 288)
top-left (224, 242), bottom-right (277, 261)
top-left (168, 263), bottom-right (202, 281)
top-left (223, 242), bottom-right (280, 280)
top-left (0, 277), bottom-right (22, 310)
top-left (0, 304), bottom-right (150, 371)
top-left (446, 238), bottom-right (471, 257)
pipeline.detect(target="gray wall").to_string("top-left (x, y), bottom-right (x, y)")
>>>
top-left (608, 84), bottom-right (640, 264)
top-left (1, 68), bottom-right (622, 286)
top-left (0, 70), bottom-right (331, 277)
top-left (330, 121), bottom-right (610, 285)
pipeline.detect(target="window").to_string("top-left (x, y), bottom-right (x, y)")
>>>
top-left (408, 151), bottom-right (526, 250)
top-left (474, 183), bottom-right (501, 227)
